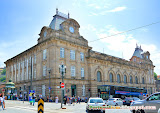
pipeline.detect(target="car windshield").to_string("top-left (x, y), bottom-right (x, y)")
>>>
top-left (133, 97), bottom-right (140, 101)
top-left (109, 99), bottom-right (115, 101)
top-left (90, 99), bottom-right (103, 103)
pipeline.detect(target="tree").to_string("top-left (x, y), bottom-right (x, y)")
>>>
top-left (1, 68), bottom-right (6, 75)
top-left (154, 72), bottom-right (157, 80)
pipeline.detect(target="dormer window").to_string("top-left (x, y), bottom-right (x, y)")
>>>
top-left (44, 31), bottom-right (47, 37)
top-left (146, 55), bottom-right (148, 59)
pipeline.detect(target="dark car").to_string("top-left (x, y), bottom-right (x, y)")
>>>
top-left (123, 97), bottom-right (140, 106)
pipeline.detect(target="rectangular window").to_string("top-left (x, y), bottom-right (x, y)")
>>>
top-left (60, 48), bottom-right (65, 58)
top-left (80, 52), bottom-right (84, 61)
top-left (43, 49), bottom-right (47, 60)
top-left (34, 68), bottom-right (36, 79)
top-left (82, 85), bottom-right (85, 96)
top-left (71, 66), bottom-right (75, 76)
top-left (29, 70), bottom-right (31, 80)
top-left (70, 50), bottom-right (75, 60)
top-left (42, 85), bottom-right (45, 97)
top-left (43, 66), bottom-right (47, 76)
top-left (81, 68), bottom-right (84, 78)
top-left (34, 54), bottom-right (36, 64)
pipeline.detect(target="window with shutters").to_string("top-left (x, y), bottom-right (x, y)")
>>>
top-left (82, 85), bottom-right (85, 96)
top-left (43, 66), bottom-right (47, 76)
top-left (34, 54), bottom-right (36, 64)
top-left (60, 48), bottom-right (65, 58)
top-left (71, 66), bottom-right (75, 77)
top-left (34, 68), bottom-right (36, 79)
top-left (80, 52), bottom-right (84, 61)
top-left (81, 68), bottom-right (84, 79)
top-left (70, 50), bottom-right (75, 60)
top-left (42, 85), bottom-right (45, 97)
top-left (43, 49), bottom-right (47, 60)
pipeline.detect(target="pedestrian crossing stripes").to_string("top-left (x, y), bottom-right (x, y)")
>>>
top-left (38, 99), bottom-right (44, 113)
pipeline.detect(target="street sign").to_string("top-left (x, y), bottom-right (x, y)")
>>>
top-left (61, 82), bottom-right (65, 88)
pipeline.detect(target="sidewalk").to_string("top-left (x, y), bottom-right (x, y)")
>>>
top-left (5, 100), bottom-right (86, 113)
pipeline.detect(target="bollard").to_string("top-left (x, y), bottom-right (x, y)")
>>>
top-left (38, 99), bottom-right (44, 113)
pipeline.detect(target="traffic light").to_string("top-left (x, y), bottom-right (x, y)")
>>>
top-left (89, 89), bottom-right (90, 91)
top-left (98, 89), bottom-right (100, 92)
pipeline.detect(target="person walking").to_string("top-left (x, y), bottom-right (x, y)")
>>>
top-left (63, 94), bottom-right (67, 105)
top-left (78, 96), bottom-right (81, 104)
top-left (0, 94), bottom-right (4, 110)
top-left (75, 96), bottom-right (77, 104)
top-left (72, 96), bottom-right (75, 106)
top-left (32, 93), bottom-right (36, 106)
top-left (55, 95), bottom-right (58, 104)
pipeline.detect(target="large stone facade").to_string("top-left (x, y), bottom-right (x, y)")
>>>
top-left (5, 10), bottom-right (155, 100)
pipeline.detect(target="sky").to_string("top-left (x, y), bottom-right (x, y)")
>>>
top-left (0, 0), bottom-right (160, 74)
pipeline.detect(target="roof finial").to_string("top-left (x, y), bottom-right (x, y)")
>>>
top-left (56, 8), bottom-right (58, 14)
top-left (68, 12), bottom-right (70, 18)
top-left (136, 43), bottom-right (138, 48)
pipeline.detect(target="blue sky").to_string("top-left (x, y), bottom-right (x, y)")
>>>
top-left (0, 0), bottom-right (160, 74)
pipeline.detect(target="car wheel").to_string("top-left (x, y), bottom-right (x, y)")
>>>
top-left (132, 110), bottom-right (135, 113)
top-left (115, 103), bottom-right (118, 106)
top-left (87, 109), bottom-right (91, 113)
top-left (140, 109), bottom-right (145, 113)
top-left (136, 109), bottom-right (141, 113)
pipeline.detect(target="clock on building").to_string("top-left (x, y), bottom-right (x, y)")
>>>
top-left (69, 27), bottom-right (74, 33)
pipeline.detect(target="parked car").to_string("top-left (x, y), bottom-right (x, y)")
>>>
top-left (123, 97), bottom-right (140, 106)
top-left (130, 92), bottom-right (160, 113)
top-left (86, 97), bottom-right (105, 113)
top-left (106, 98), bottom-right (123, 106)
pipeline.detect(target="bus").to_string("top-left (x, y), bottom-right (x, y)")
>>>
top-left (97, 85), bottom-right (147, 100)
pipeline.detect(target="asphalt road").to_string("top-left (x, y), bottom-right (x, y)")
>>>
top-left (2, 100), bottom-right (132, 113)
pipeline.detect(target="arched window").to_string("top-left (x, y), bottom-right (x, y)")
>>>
top-left (142, 77), bottom-right (145, 84)
top-left (135, 76), bottom-right (138, 84)
top-left (117, 74), bottom-right (121, 83)
top-left (130, 76), bottom-right (133, 84)
top-left (97, 71), bottom-right (101, 82)
top-left (124, 75), bottom-right (127, 84)
top-left (110, 73), bottom-right (113, 82)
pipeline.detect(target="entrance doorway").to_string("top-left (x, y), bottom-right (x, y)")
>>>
top-left (71, 85), bottom-right (76, 97)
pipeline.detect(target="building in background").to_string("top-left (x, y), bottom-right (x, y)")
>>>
top-left (5, 9), bottom-right (155, 100)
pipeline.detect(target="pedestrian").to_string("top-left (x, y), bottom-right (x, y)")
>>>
top-left (67, 96), bottom-right (69, 104)
top-left (78, 96), bottom-right (81, 104)
top-left (3, 94), bottom-right (5, 109)
top-left (55, 95), bottom-right (58, 104)
top-left (47, 96), bottom-right (49, 102)
top-left (32, 93), bottom-right (36, 106)
top-left (39, 94), bottom-right (42, 99)
top-left (75, 96), bottom-right (77, 104)
top-left (85, 97), bottom-right (88, 103)
top-left (69, 96), bottom-right (72, 105)
top-left (63, 94), bottom-right (67, 105)
top-left (72, 96), bottom-right (75, 106)
top-left (0, 94), bottom-right (4, 110)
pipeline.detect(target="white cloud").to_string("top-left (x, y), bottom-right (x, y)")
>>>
top-left (108, 6), bottom-right (126, 12)
top-left (94, 26), bottom-right (160, 74)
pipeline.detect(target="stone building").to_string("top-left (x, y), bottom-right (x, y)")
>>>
top-left (5, 9), bottom-right (155, 100)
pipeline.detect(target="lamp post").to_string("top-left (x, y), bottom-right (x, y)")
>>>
top-left (59, 62), bottom-right (66, 108)
top-left (48, 68), bottom-right (51, 98)
top-left (23, 84), bottom-right (26, 103)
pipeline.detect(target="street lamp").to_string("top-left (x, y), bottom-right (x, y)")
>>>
top-left (48, 68), bottom-right (51, 98)
top-left (23, 84), bottom-right (26, 103)
top-left (59, 62), bottom-right (66, 108)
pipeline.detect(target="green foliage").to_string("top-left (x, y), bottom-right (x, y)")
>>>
top-left (0, 76), bottom-right (6, 82)
top-left (154, 72), bottom-right (157, 80)
top-left (1, 68), bottom-right (6, 75)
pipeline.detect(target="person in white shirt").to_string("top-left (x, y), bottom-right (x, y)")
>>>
top-left (0, 94), bottom-right (4, 110)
